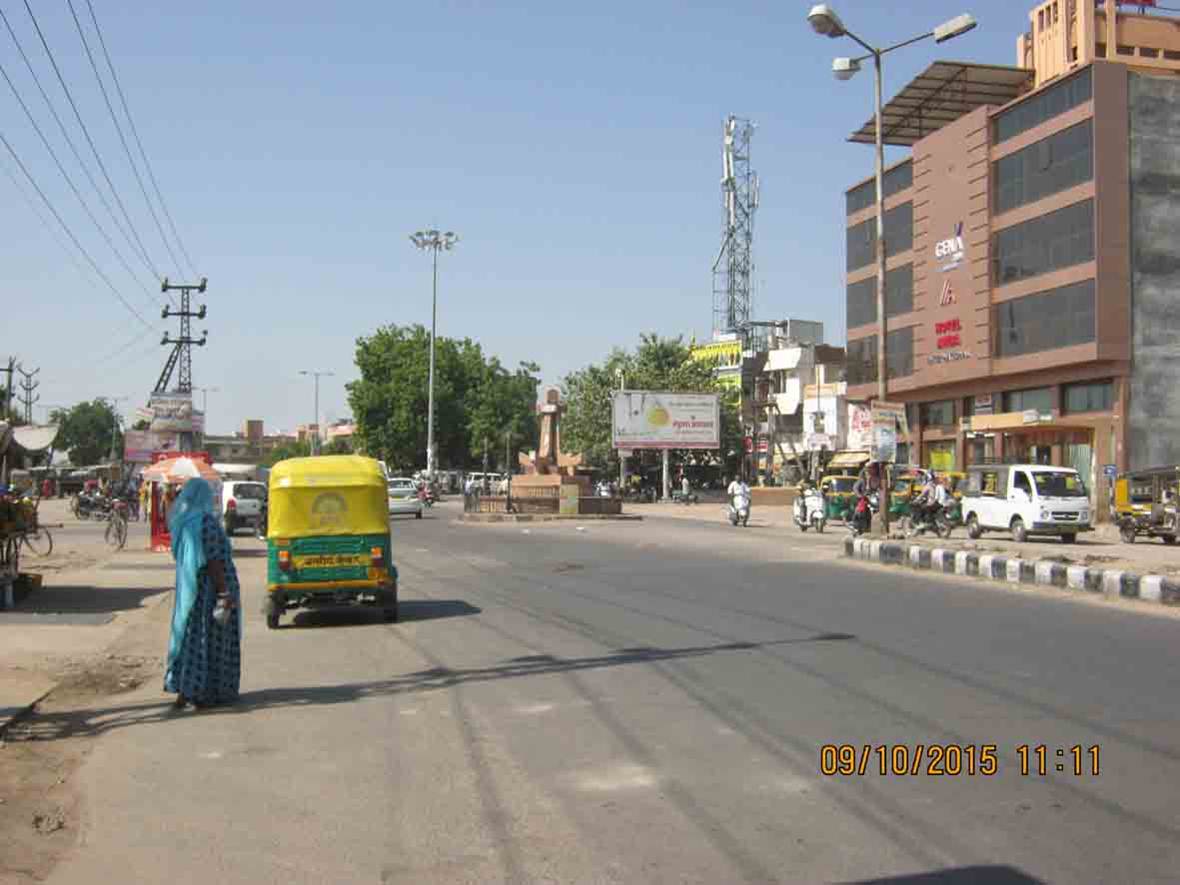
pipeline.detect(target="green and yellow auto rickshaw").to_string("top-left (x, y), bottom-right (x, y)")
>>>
top-left (264, 455), bottom-right (398, 629)
top-left (819, 474), bottom-right (858, 522)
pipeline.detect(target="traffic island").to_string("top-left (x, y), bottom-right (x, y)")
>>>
top-left (459, 512), bottom-right (642, 523)
top-left (843, 536), bottom-right (1180, 607)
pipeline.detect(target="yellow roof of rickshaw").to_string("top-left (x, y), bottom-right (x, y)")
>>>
top-left (268, 455), bottom-right (386, 490)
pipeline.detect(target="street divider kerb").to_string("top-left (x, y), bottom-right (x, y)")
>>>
top-left (843, 536), bottom-right (1180, 607)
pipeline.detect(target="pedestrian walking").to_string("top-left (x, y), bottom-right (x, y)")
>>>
top-left (164, 478), bottom-right (242, 709)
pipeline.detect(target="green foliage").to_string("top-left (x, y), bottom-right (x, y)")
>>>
top-left (346, 324), bottom-right (540, 472)
top-left (560, 333), bottom-right (742, 472)
top-left (48, 400), bottom-right (122, 466)
top-left (261, 439), bottom-right (312, 467)
top-left (323, 436), bottom-right (355, 455)
top-left (131, 419), bottom-right (150, 431)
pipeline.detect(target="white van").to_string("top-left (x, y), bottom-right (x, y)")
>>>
top-left (961, 464), bottom-right (1092, 543)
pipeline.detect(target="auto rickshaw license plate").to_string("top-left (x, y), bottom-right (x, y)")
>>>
top-left (292, 553), bottom-right (369, 569)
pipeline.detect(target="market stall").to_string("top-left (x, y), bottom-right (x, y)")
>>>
top-left (141, 452), bottom-right (220, 552)
top-left (0, 422), bottom-right (58, 607)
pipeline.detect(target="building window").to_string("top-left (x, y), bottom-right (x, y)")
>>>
top-left (1096, 43), bottom-right (1107, 57)
top-left (921, 399), bottom-right (956, 427)
top-left (994, 278), bottom-right (1095, 358)
top-left (1038, 9), bottom-right (1044, 31)
top-left (1117, 45), bottom-right (1135, 56)
top-left (846, 161), bottom-right (913, 216)
top-left (847, 202), bottom-right (913, 271)
top-left (845, 326), bottom-right (914, 386)
top-left (1165, 50), bottom-right (1180, 61)
top-left (845, 263), bottom-right (914, 328)
top-left (1063, 379), bottom-right (1113, 413)
top-left (994, 67), bottom-right (1091, 144)
top-left (993, 121), bottom-right (1092, 214)
top-left (1140, 47), bottom-right (1160, 59)
top-left (993, 198), bottom-right (1094, 285)
top-left (1002, 387), bottom-right (1054, 413)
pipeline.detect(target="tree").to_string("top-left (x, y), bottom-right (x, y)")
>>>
top-left (323, 436), bottom-right (353, 457)
top-left (49, 400), bottom-right (122, 466)
top-left (131, 419), bottom-right (150, 431)
top-left (560, 334), bottom-right (742, 475)
top-left (261, 439), bottom-right (311, 467)
top-left (347, 324), bottom-right (539, 472)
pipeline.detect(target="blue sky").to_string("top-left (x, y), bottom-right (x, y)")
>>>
top-left (0, 1), bottom-right (1035, 435)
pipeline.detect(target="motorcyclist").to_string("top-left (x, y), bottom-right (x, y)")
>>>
top-left (912, 475), bottom-right (939, 527)
top-left (728, 475), bottom-right (751, 518)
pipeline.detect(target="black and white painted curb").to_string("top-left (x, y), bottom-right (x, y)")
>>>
top-left (843, 536), bottom-right (1180, 606)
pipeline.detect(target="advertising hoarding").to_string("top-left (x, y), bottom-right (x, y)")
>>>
top-left (871, 400), bottom-right (907, 464)
top-left (147, 394), bottom-right (195, 433)
top-left (611, 392), bottom-right (720, 450)
top-left (124, 430), bottom-right (181, 463)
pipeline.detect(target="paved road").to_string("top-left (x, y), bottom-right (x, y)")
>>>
top-left (38, 503), bottom-right (1180, 883)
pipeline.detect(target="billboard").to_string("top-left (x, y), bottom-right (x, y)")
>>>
top-left (124, 430), bottom-right (181, 463)
top-left (147, 394), bottom-right (195, 433)
top-left (871, 401), bottom-right (907, 464)
top-left (612, 391), bottom-right (720, 450)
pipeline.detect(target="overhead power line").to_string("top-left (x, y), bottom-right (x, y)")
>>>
top-left (0, 6), bottom-right (160, 286)
top-left (68, 0), bottom-right (184, 279)
top-left (85, 0), bottom-right (200, 278)
top-left (22, 0), bottom-right (161, 287)
top-left (0, 127), bottom-right (153, 330)
top-left (0, 56), bottom-right (160, 309)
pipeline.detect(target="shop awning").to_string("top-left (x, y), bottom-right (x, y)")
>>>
top-left (827, 450), bottom-right (870, 468)
top-left (12, 424), bottom-right (59, 453)
top-left (967, 413), bottom-right (1096, 433)
top-left (849, 61), bottom-right (1033, 147)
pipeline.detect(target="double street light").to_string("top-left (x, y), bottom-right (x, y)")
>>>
top-left (409, 228), bottom-right (459, 479)
top-left (299, 370), bottom-right (334, 455)
top-left (808, 3), bottom-right (975, 533)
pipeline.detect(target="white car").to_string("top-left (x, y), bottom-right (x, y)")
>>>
top-left (222, 480), bottom-right (267, 535)
top-left (388, 477), bottom-right (424, 519)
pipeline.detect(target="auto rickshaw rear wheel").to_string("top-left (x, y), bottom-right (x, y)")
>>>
top-left (266, 612), bottom-right (280, 629)
top-left (1163, 534), bottom-right (1177, 545)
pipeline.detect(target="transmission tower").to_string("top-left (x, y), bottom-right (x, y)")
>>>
top-left (154, 277), bottom-right (208, 394)
top-left (711, 116), bottom-right (759, 338)
top-left (16, 365), bottom-right (40, 424)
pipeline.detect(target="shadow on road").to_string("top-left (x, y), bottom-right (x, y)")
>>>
top-left (840, 866), bottom-right (1044, 884)
top-left (11, 632), bottom-right (855, 742)
top-left (285, 599), bottom-right (481, 629)
top-left (15, 584), bottom-right (170, 615)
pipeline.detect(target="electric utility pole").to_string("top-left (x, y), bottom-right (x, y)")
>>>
top-left (16, 365), bottom-right (39, 424)
top-left (0, 357), bottom-right (14, 421)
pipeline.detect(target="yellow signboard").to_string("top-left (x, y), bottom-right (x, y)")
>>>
top-left (292, 553), bottom-right (369, 569)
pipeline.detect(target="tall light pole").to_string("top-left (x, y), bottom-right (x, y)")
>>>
top-left (299, 371), bottom-right (334, 455)
top-left (808, 4), bottom-right (975, 534)
top-left (99, 396), bottom-right (130, 463)
top-left (195, 386), bottom-right (219, 440)
top-left (409, 229), bottom-right (459, 478)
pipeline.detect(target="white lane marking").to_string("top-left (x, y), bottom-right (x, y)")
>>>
top-left (514, 702), bottom-right (555, 715)
top-left (200, 751), bottom-right (223, 760)
top-left (573, 763), bottom-right (657, 792)
top-left (399, 708), bottom-right (419, 716)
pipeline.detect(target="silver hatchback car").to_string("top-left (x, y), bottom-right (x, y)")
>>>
top-left (388, 477), bottom-right (424, 519)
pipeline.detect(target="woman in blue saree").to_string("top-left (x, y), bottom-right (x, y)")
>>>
top-left (164, 478), bottom-right (241, 708)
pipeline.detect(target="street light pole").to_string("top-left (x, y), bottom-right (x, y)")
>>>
top-left (807, 4), bottom-right (975, 535)
top-left (409, 229), bottom-right (459, 479)
top-left (195, 386), bottom-right (219, 442)
top-left (299, 371), bottom-right (334, 455)
top-left (616, 368), bottom-right (626, 494)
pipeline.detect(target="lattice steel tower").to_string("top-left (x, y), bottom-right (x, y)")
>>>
top-left (154, 277), bottom-right (208, 394)
top-left (712, 116), bottom-right (758, 336)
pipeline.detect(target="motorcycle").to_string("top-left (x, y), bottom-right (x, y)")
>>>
top-left (74, 492), bottom-right (112, 521)
top-left (906, 502), bottom-right (954, 539)
top-left (849, 492), bottom-right (879, 536)
top-left (793, 487), bottom-right (827, 533)
top-left (672, 490), bottom-right (699, 505)
top-left (728, 495), bottom-right (751, 527)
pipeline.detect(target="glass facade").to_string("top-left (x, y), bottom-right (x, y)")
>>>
top-left (1063, 379), bottom-right (1114, 413)
top-left (845, 327), bottom-right (914, 386)
top-left (921, 399), bottom-right (956, 427)
top-left (994, 121), bottom-right (1093, 214)
top-left (845, 263), bottom-right (914, 329)
top-left (993, 199), bottom-right (1094, 285)
top-left (994, 278), bottom-right (1096, 358)
top-left (847, 202), bottom-right (913, 272)
top-left (846, 161), bottom-right (913, 215)
top-left (1002, 387), bottom-right (1054, 413)
top-left (993, 67), bottom-right (1092, 144)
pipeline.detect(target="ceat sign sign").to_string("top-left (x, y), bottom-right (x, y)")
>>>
top-left (935, 221), bottom-right (965, 271)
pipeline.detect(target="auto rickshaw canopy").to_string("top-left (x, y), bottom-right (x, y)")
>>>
top-left (268, 455), bottom-right (389, 538)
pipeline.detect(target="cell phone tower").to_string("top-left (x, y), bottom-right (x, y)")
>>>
top-left (712, 116), bottom-right (758, 337)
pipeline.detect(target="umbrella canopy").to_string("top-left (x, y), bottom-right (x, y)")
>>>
top-left (141, 456), bottom-right (221, 484)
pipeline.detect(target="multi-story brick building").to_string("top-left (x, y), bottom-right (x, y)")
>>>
top-left (843, 0), bottom-right (1180, 511)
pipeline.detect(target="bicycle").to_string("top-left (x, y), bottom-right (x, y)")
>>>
top-left (104, 500), bottom-right (129, 551)
top-left (21, 525), bottom-right (54, 557)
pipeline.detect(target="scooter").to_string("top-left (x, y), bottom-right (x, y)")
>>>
top-left (728, 495), bottom-right (751, 527)
top-left (849, 492), bottom-right (878, 536)
top-left (793, 487), bottom-right (827, 533)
